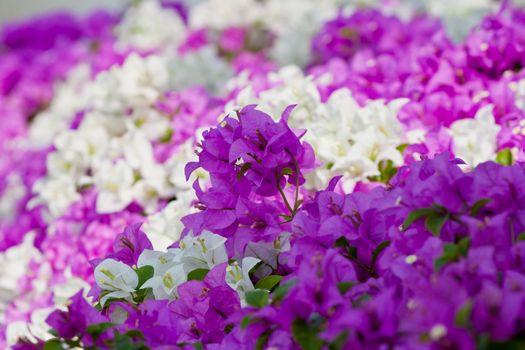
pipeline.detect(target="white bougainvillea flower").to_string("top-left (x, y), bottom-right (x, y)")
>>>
top-left (141, 264), bottom-right (186, 300)
top-left (94, 160), bottom-right (135, 214)
top-left (116, 0), bottom-right (186, 51)
top-left (143, 195), bottom-right (195, 251)
top-left (226, 257), bottom-right (260, 304)
top-left (172, 231), bottom-right (229, 274)
top-left (94, 259), bottom-right (139, 306)
top-left (137, 249), bottom-right (180, 274)
top-left (138, 249), bottom-right (187, 300)
top-left (450, 105), bottom-right (500, 167)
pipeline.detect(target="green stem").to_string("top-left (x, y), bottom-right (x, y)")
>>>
top-left (276, 169), bottom-right (294, 214)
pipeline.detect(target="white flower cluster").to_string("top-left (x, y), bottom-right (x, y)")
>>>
top-left (449, 105), bottom-right (500, 167)
top-left (31, 54), bottom-right (178, 217)
top-left (94, 231), bottom-right (261, 305)
top-left (168, 46), bottom-right (234, 95)
top-left (116, 0), bottom-right (187, 51)
top-left (93, 229), bottom-right (293, 307)
top-left (28, 64), bottom-right (94, 147)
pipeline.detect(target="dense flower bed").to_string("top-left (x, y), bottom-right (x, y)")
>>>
top-left (2, 0), bottom-right (525, 349)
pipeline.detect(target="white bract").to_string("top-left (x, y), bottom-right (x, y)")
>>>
top-left (29, 64), bottom-right (93, 147)
top-left (168, 46), bottom-right (234, 95)
top-left (0, 234), bottom-right (41, 312)
top-left (308, 92), bottom-right (407, 191)
top-left (131, 231), bottom-right (230, 300)
top-left (141, 264), bottom-right (186, 300)
top-left (94, 259), bottom-right (139, 306)
top-left (94, 160), bottom-right (135, 214)
top-left (265, 0), bottom-right (340, 66)
top-left (244, 233), bottom-right (291, 278)
top-left (426, 0), bottom-right (494, 42)
top-left (450, 105), bottom-right (500, 167)
top-left (172, 231), bottom-right (229, 274)
top-left (143, 194), bottom-right (194, 251)
top-left (189, 0), bottom-right (264, 30)
top-left (514, 79), bottom-right (525, 111)
top-left (138, 249), bottom-right (186, 300)
top-left (0, 174), bottom-right (25, 221)
top-left (116, 0), bottom-right (186, 51)
top-left (226, 257), bottom-right (260, 305)
top-left (226, 65), bottom-right (323, 124)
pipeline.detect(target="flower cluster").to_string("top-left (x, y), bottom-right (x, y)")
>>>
top-left (2, 0), bottom-right (525, 349)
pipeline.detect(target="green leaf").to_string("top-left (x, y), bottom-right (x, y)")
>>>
top-left (44, 339), bottom-right (62, 350)
top-left (245, 289), bottom-right (269, 308)
top-left (114, 333), bottom-right (133, 350)
top-left (281, 167), bottom-right (294, 176)
top-left (396, 143), bottom-right (409, 154)
top-left (377, 159), bottom-right (398, 183)
top-left (159, 128), bottom-right (173, 143)
top-left (517, 232), bottom-right (525, 242)
top-left (496, 148), bottom-right (513, 166)
top-left (291, 319), bottom-right (323, 350)
top-left (434, 257), bottom-right (448, 271)
top-left (470, 198), bottom-right (491, 216)
top-left (224, 323), bottom-right (234, 333)
top-left (457, 237), bottom-right (471, 257)
top-left (454, 300), bottom-right (473, 327)
top-left (337, 281), bottom-right (356, 295)
top-left (329, 332), bottom-right (349, 350)
top-left (135, 265), bottom-right (154, 289)
top-left (371, 240), bottom-right (391, 267)
top-left (124, 330), bottom-right (145, 341)
top-left (132, 287), bottom-right (151, 304)
top-left (187, 268), bottom-right (209, 281)
top-left (486, 340), bottom-right (525, 350)
top-left (352, 293), bottom-right (372, 307)
top-left (87, 322), bottom-right (114, 341)
top-left (271, 279), bottom-right (297, 304)
top-left (334, 236), bottom-right (349, 248)
top-left (347, 245), bottom-right (358, 259)
top-left (193, 342), bottom-right (205, 350)
top-left (255, 331), bottom-right (271, 350)
top-left (425, 213), bottom-right (449, 236)
top-left (443, 243), bottom-right (458, 256)
top-left (240, 315), bottom-right (253, 330)
top-left (339, 27), bottom-right (357, 39)
top-left (402, 208), bottom-right (435, 231)
top-left (334, 237), bottom-right (358, 259)
top-left (255, 275), bottom-right (283, 291)
top-left (434, 239), bottom-right (470, 271)
top-left (368, 159), bottom-right (398, 183)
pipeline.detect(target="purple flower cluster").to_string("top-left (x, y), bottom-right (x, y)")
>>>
top-left (226, 153), bottom-right (525, 349)
top-left (183, 105), bottom-right (315, 254)
top-left (21, 132), bottom-right (525, 349)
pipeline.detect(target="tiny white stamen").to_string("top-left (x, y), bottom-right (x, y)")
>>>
top-left (405, 255), bottom-right (417, 264)
top-left (430, 324), bottom-right (447, 340)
